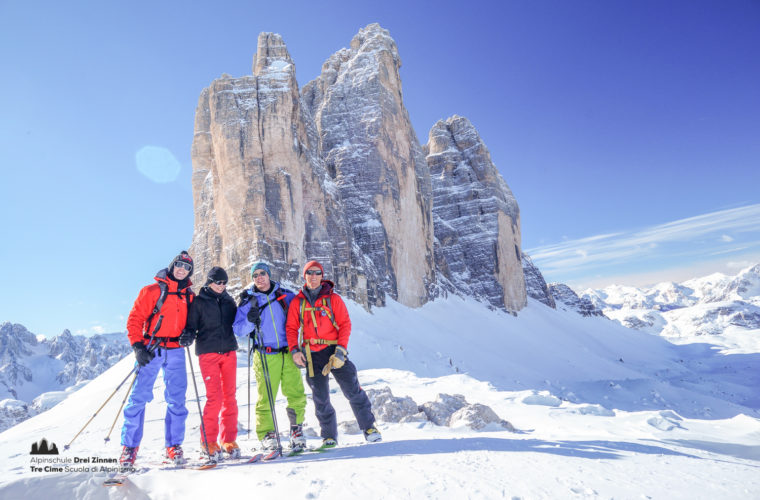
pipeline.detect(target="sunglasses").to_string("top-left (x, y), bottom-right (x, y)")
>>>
top-left (305, 270), bottom-right (322, 276)
top-left (212, 280), bottom-right (227, 286)
top-left (252, 271), bottom-right (268, 278)
top-left (174, 261), bottom-right (192, 271)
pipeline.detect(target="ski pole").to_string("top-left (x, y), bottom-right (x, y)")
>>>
top-left (103, 371), bottom-right (138, 443)
top-left (102, 338), bottom-right (163, 443)
top-left (247, 335), bottom-right (252, 440)
top-left (64, 364), bottom-right (138, 450)
top-left (186, 346), bottom-right (215, 463)
top-left (255, 324), bottom-right (282, 455)
top-left (64, 320), bottom-right (164, 450)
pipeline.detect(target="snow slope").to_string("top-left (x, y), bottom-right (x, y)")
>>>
top-left (0, 296), bottom-right (758, 499)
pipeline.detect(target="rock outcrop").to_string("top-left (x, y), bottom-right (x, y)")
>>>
top-left (190, 23), bottom-right (528, 313)
top-left (549, 283), bottom-right (606, 317)
top-left (190, 33), bottom-right (355, 299)
top-left (303, 24), bottom-right (435, 307)
top-left (522, 254), bottom-right (555, 308)
top-left (425, 116), bottom-right (526, 311)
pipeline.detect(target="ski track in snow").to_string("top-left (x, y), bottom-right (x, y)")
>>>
top-left (0, 297), bottom-right (759, 499)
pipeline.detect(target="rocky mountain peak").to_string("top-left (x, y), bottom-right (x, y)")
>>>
top-left (426, 115), bottom-right (525, 311)
top-left (349, 23), bottom-right (401, 68)
top-left (190, 24), bottom-right (527, 314)
top-left (549, 284), bottom-right (606, 317)
top-left (253, 32), bottom-right (295, 77)
top-left (0, 322), bottom-right (37, 362)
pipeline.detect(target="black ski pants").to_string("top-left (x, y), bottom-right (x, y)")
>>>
top-left (305, 346), bottom-right (376, 440)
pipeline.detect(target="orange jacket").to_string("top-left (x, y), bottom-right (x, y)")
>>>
top-left (126, 269), bottom-right (193, 348)
top-left (285, 280), bottom-right (351, 353)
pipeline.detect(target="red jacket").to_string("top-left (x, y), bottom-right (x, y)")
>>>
top-left (126, 269), bottom-right (193, 348)
top-left (286, 280), bottom-right (351, 353)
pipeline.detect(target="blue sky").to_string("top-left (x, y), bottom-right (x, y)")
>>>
top-left (1, 0), bottom-right (759, 337)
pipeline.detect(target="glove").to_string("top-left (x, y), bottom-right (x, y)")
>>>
top-left (247, 304), bottom-right (261, 326)
top-left (179, 329), bottom-right (195, 347)
top-left (132, 342), bottom-right (155, 367)
top-left (321, 345), bottom-right (347, 376)
top-left (238, 290), bottom-right (252, 307)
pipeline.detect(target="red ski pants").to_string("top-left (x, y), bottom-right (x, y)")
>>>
top-left (198, 351), bottom-right (238, 444)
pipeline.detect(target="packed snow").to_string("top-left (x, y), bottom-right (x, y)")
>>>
top-left (0, 295), bottom-right (758, 499)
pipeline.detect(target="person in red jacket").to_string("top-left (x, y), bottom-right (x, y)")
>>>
top-left (286, 260), bottom-right (382, 447)
top-left (119, 251), bottom-right (195, 467)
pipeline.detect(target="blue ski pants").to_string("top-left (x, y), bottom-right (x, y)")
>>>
top-left (121, 347), bottom-right (188, 448)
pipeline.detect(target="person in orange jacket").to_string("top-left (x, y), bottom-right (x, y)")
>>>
top-left (285, 260), bottom-right (382, 447)
top-left (119, 251), bottom-right (195, 467)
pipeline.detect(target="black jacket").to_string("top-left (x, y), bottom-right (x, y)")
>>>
top-left (186, 286), bottom-right (238, 356)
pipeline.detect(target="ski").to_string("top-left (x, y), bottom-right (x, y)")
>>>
top-left (262, 448), bottom-right (282, 461)
top-left (102, 466), bottom-right (144, 486)
top-left (103, 474), bottom-right (129, 487)
top-left (158, 458), bottom-right (217, 470)
top-left (206, 453), bottom-right (265, 468)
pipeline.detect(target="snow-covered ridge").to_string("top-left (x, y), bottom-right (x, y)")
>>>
top-left (0, 322), bottom-right (130, 431)
top-left (578, 264), bottom-right (760, 349)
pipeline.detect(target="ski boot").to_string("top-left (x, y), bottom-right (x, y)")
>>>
top-left (202, 442), bottom-right (222, 461)
top-left (261, 431), bottom-right (279, 451)
top-left (165, 444), bottom-right (186, 465)
top-left (222, 441), bottom-right (241, 459)
top-left (364, 427), bottom-right (382, 443)
top-left (119, 446), bottom-right (138, 467)
top-left (289, 424), bottom-right (306, 452)
top-left (321, 437), bottom-right (338, 449)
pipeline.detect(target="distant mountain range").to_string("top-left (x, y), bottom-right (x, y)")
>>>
top-left (0, 323), bottom-right (130, 431)
top-left (563, 264), bottom-right (760, 342)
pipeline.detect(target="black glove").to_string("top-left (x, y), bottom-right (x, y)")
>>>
top-left (179, 329), bottom-right (195, 347)
top-left (132, 342), bottom-right (155, 367)
top-left (238, 290), bottom-right (252, 306)
top-left (247, 304), bottom-right (261, 326)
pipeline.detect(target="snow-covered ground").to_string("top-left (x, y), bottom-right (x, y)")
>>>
top-left (0, 296), bottom-right (758, 499)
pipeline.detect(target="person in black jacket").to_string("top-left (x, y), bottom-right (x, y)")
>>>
top-left (180, 266), bottom-right (239, 459)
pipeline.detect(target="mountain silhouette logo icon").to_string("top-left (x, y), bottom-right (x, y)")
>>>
top-left (30, 438), bottom-right (59, 455)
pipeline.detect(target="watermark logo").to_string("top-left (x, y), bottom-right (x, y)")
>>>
top-left (30, 438), bottom-right (59, 455)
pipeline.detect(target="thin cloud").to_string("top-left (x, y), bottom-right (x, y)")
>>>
top-left (527, 203), bottom-right (760, 276)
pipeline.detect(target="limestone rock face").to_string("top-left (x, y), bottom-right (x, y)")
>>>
top-left (425, 116), bottom-right (527, 312)
top-left (190, 24), bottom-right (529, 314)
top-left (302, 23), bottom-right (435, 307)
top-left (190, 32), bottom-right (356, 299)
top-left (523, 254), bottom-right (556, 308)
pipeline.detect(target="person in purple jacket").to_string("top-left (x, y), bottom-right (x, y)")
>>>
top-left (233, 262), bottom-right (307, 451)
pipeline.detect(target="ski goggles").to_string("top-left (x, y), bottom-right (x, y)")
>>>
top-left (212, 280), bottom-right (227, 286)
top-left (174, 261), bottom-right (192, 271)
top-left (305, 269), bottom-right (322, 276)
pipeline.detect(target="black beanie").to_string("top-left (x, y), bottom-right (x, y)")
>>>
top-left (205, 266), bottom-right (228, 285)
top-left (168, 251), bottom-right (194, 278)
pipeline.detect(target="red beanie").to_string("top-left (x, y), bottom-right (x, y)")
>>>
top-left (302, 260), bottom-right (324, 279)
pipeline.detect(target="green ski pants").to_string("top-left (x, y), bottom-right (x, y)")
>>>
top-left (253, 350), bottom-right (307, 440)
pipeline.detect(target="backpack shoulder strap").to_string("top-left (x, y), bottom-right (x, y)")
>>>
top-left (143, 281), bottom-right (169, 336)
top-left (322, 296), bottom-right (339, 330)
top-left (273, 289), bottom-right (289, 313)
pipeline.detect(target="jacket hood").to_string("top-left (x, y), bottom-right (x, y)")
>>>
top-left (299, 280), bottom-right (335, 299)
top-left (154, 268), bottom-right (192, 290)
